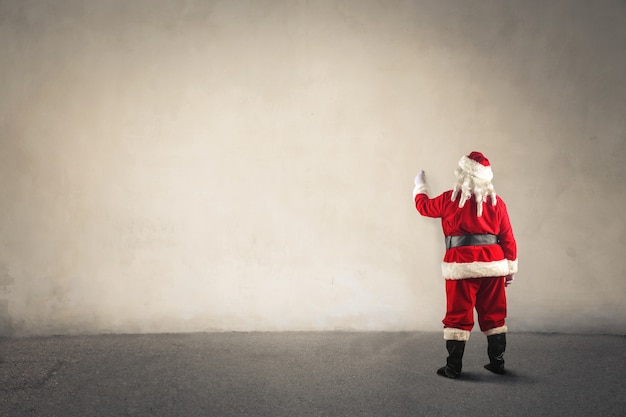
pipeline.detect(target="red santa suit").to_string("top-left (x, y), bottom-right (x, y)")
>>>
top-left (414, 152), bottom-right (518, 342)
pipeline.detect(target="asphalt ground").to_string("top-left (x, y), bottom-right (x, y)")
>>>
top-left (1, 332), bottom-right (624, 417)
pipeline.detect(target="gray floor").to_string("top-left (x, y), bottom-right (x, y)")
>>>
top-left (1, 332), bottom-right (624, 417)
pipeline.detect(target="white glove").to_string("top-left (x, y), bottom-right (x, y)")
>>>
top-left (413, 170), bottom-right (429, 198)
top-left (505, 274), bottom-right (515, 287)
top-left (414, 170), bottom-right (426, 186)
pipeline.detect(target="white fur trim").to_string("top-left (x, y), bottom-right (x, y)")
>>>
top-left (484, 325), bottom-right (508, 336)
top-left (459, 155), bottom-right (493, 181)
top-left (508, 259), bottom-right (518, 274)
top-left (444, 328), bottom-right (471, 341)
top-left (442, 259), bottom-right (510, 279)
top-left (412, 184), bottom-right (429, 199)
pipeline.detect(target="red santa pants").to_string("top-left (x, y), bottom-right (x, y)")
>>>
top-left (443, 277), bottom-right (507, 334)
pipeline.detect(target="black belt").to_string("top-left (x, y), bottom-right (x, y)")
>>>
top-left (445, 234), bottom-right (498, 250)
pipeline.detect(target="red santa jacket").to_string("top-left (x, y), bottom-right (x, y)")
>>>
top-left (415, 191), bottom-right (518, 279)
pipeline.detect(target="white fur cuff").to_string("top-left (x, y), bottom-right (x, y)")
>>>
top-left (412, 184), bottom-right (429, 199)
top-left (444, 328), bottom-right (471, 341)
top-left (484, 325), bottom-right (508, 336)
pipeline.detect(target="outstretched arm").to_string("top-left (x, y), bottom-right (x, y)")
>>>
top-left (413, 171), bottom-right (445, 218)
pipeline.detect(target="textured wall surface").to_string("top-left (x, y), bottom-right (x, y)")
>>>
top-left (1, 0), bottom-right (625, 336)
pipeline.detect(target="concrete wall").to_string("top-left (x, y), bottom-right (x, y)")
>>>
top-left (1, 0), bottom-right (624, 336)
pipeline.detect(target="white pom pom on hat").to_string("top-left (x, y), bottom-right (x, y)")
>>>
top-left (458, 151), bottom-right (493, 181)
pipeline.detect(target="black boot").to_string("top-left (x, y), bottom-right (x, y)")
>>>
top-left (437, 340), bottom-right (466, 379)
top-left (484, 333), bottom-right (506, 374)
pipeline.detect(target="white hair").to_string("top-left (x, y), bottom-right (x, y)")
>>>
top-left (451, 167), bottom-right (497, 217)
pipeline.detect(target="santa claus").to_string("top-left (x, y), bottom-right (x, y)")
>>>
top-left (413, 151), bottom-right (518, 379)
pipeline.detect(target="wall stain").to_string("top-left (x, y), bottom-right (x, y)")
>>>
top-left (0, 264), bottom-right (15, 336)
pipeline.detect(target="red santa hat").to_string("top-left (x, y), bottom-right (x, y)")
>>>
top-left (458, 151), bottom-right (493, 181)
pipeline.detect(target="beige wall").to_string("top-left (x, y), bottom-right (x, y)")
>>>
top-left (1, 0), bottom-right (624, 336)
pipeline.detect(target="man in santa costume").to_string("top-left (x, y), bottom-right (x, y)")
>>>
top-left (413, 151), bottom-right (518, 379)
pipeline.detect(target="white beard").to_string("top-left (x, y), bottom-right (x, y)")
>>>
top-left (450, 168), bottom-right (497, 217)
